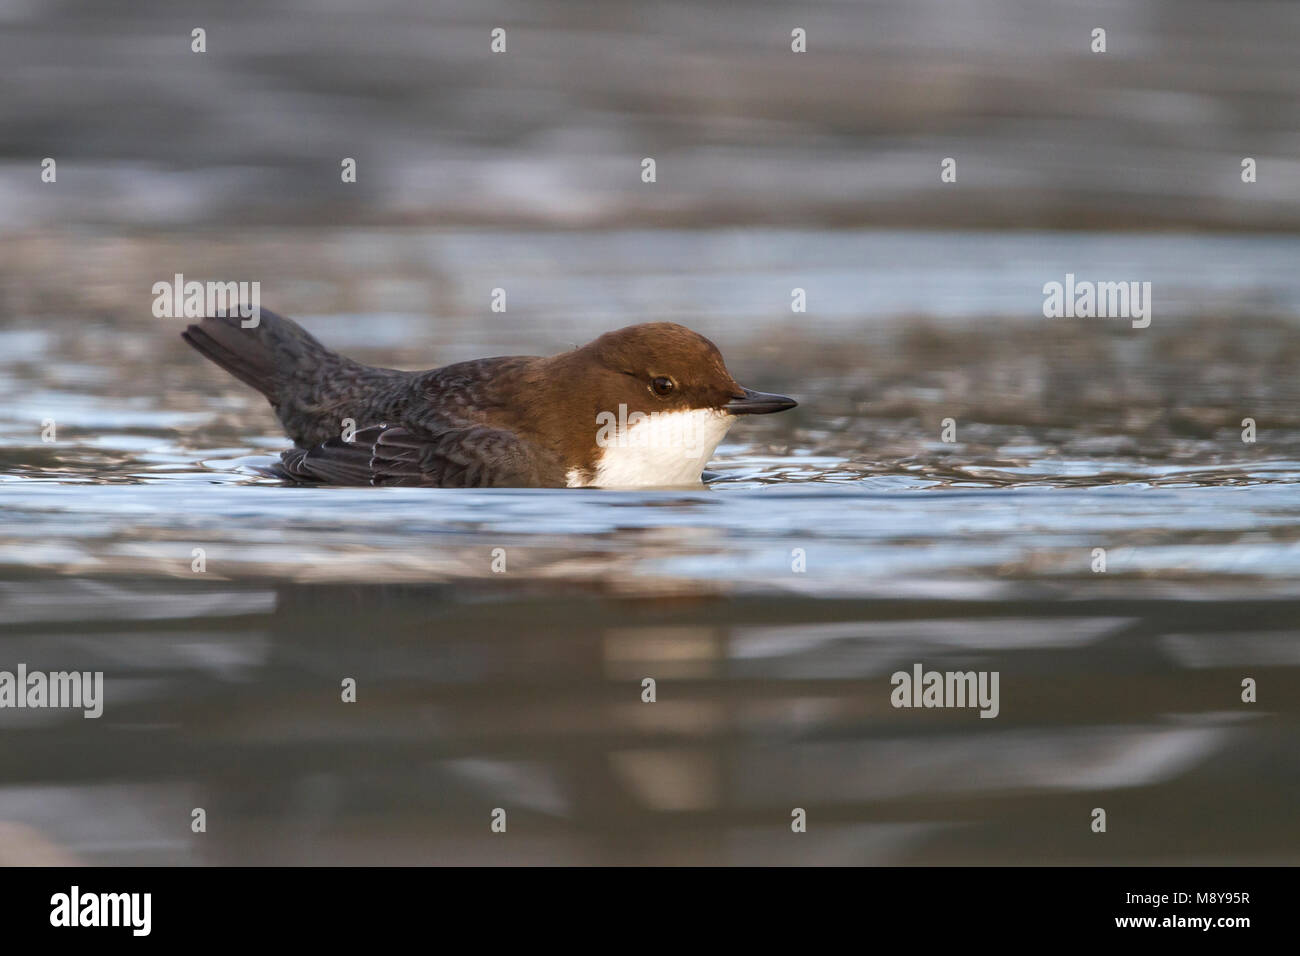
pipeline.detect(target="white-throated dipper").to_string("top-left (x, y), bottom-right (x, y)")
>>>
top-left (183, 309), bottom-right (796, 487)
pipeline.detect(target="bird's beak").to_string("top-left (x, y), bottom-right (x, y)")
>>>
top-left (725, 386), bottom-right (798, 415)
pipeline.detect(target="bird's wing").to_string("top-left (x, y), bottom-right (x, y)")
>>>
top-left (273, 423), bottom-right (555, 488)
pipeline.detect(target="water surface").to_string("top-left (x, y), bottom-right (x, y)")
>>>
top-left (1, 229), bottom-right (1297, 864)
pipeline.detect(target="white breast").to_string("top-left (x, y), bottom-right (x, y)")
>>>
top-left (566, 408), bottom-right (733, 488)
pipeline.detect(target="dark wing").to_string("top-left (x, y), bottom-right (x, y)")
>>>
top-left (273, 424), bottom-right (556, 488)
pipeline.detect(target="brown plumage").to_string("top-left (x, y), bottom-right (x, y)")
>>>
top-left (183, 309), bottom-right (795, 488)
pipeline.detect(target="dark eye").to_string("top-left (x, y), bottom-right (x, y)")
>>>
top-left (651, 376), bottom-right (675, 397)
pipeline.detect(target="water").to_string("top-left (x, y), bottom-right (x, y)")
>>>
top-left (1, 229), bottom-right (1298, 864)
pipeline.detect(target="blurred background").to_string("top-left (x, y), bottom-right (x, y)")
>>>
top-left (0, 0), bottom-right (1298, 864)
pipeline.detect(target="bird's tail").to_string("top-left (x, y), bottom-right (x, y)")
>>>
top-left (182, 307), bottom-right (336, 402)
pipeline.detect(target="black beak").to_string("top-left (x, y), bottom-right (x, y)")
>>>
top-left (725, 386), bottom-right (798, 415)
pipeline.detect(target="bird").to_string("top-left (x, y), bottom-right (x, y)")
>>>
top-left (182, 309), bottom-right (796, 488)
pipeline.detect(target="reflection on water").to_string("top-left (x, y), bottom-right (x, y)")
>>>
top-left (2, 579), bottom-right (1296, 864)
top-left (1, 229), bottom-right (1298, 864)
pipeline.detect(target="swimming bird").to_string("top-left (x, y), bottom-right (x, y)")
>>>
top-left (183, 309), bottom-right (796, 487)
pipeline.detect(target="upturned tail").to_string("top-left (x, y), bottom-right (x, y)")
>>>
top-left (182, 308), bottom-right (336, 402)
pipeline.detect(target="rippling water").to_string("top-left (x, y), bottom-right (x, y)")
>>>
top-left (1, 229), bottom-right (1297, 864)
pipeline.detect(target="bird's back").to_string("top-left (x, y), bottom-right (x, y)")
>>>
top-left (184, 310), bottom-right (564, 485)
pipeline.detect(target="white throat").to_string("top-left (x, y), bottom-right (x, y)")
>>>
top-left (566, 407), bottom-right (733, 488)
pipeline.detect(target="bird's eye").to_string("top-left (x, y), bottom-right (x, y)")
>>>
top-left (651, 376), bottom-right (675, 397)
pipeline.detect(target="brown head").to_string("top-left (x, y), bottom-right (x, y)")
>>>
top-left (534, 322), bottom-right (796, 486)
